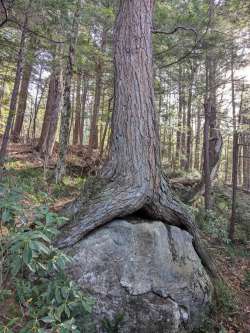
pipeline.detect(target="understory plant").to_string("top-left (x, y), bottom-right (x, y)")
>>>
top-left (0, 189), bottom-right (93, 333)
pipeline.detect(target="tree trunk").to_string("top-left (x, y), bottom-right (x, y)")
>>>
top-left (89, 30), bottom-right (107, 151)
top-left (175, 65), bottom-right (183, 168)
top-left (0, 17), bottom-right (27, 165)
top-left (79, 77), bottom-right (88, 145)
top-left (37, 74), bottom-right (54, 151)
top-left (229, 131), bottom-right (238, 240)
top-left (186, 64), bottom-right (195, 171)
top-left (204, 101), bottom-right (212, 210)
top-left (194, 106), bottom-right (201, 170)
top-left (224, 136), bottom-right (230, 184)
top-left (100, 95), bottom-right (113, 158)
top-left (73, 71), bottom-right (82, 145)
top-left (180, 98), bottom-right (187, 169)
top-left (0, 76), bottom-right (6, 133)
top-left (88, 64), bottom-right (102, 150)
top-left (12, 53), bottom-right (33, 142)
top-left (32, 66), bottom-right (46, 140)
top-left (55, 0), bottom-right (81, 182)
top-left (36, 51), bottom-right (63, 157)
top-left (41, 68), bottom-right (63, 157)
top-left (55, 0), bottom-right (218, 279)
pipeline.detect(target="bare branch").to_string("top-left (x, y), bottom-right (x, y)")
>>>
top-left (152, 26), bottom-right (197, 38)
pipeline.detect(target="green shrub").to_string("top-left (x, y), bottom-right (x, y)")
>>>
top-left (215, 281), bottom-right (236, 315)
top-left (0, 204), bottom-right (93, 333)
top-left (194, 208), bottom-right (230, 244)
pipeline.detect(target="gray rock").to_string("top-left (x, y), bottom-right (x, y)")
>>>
top-left (67, 219), bottom-right (213, 333)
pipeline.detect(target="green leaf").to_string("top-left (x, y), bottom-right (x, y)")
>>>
top-left (2, 209), bottom-right (12, 223)
top-left (11, 256), bottom-right (22, 276)
top-left (23, 246), bottom-right (33, 265)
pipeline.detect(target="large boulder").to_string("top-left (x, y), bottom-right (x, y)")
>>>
top-left (67, 219), bottom-right (213, 332)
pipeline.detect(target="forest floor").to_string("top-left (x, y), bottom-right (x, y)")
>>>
top-left (0, 143), bottom-right (249, 333)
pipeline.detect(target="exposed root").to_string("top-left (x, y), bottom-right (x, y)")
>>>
top-left (55, 174), bottom-right (219, 278)
top-left (55, 177), bottom-right (148, 248)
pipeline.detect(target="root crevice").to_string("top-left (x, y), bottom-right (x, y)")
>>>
top-left (55, 174), bottom-right (219, 279)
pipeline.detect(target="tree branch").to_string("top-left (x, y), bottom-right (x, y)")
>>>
top-left (152, 26), bottom-right (197, 38)
top-left (8, 18), bottom-right (66, 44)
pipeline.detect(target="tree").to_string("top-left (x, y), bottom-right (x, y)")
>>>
top-left (12, 36), bottom-right (35, 142)
top-left (0, 15), bottom-right (27, 165)
top-left (55, 0), bottom-right (81, 182)
top-left (56, 0), bottom-right (217, 278)
top-left (37, 60), bottom-right (63, 158)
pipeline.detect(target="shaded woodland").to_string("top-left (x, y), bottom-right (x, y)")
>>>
top-left (0, 0), bottom-right (250, 332)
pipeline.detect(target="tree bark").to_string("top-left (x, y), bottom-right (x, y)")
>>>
top-left (32, 65), bottom-right (45, 139)
top-left (194, 106), bottom-right (201, 170)
top-left (0, 75), bottom-right (6, 133)
top-left (12, 51), bottom-right (33, 142)
top-left (100, 95), bottom-right (113, 158)
top-left (88, 30), bottom-right (107, 151)
top-left (229, 131), bottom-right (238, 240)
top-left (55, 0), bottom-right (81, 182)
top-left (186, 63), bottom-right (195, 171)
top-left (79, 77), bottom-right (88, 145)
top-left (37, 58), bottom-right (62, 158)
top-left (73, 71), bottom-right (82, 145)
top-left (0, 17), bottom-right (27, 165)
top-left (56, 0), bottom-right (218, 279)
top-left (175, 65), bottom-right (183, 168)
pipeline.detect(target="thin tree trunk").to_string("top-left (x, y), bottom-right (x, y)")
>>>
top-left (88, 64), bottom-right (102, 150)
top-left (175, 65), bottom-right (182, 168)
top-left (0, 17), bottom-right (27, 165)
top-left (100, 95), bottom-right (113, 158)
top-left (0, 76), bottom-right (6, 133)
top-left (186, 63), bottom-right (195, 171)
top-left (55, 0), bottom-right (81, 182)
top-left (194, 107), bottom-right (201, 170)
top-left (229, 131), bottom-right (238, 240)
top-left (79, 77), bottom-right (88, 145)
top-left (73, 71), bottom-right (82, 145)
top-left (32, 64), bottom-right (44, 139)
top-left (12, 53), bottom-right (33, 142)
top-left (204, 101), bottom-right (212, 210)
top-left (224, 136), bottom-right (230, 184)
top-left (181, 100), bottom-right (187, 169)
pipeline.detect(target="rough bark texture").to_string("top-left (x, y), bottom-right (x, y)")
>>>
top-left (175, 65), bottom-right (183, 167)
top-left (57, 0), bottom-right (217, 294)
top-left (0, 17), bottom-right (27, 165)
top-left (79, 77), bottom-right (88, 145)
top-left (37, 65), bottom-right (62, 157)
top-left (73, 71), bottom-right (82, 145)
top-left (194, 107), bottom-right (201, 170)
top-left (229, 132), bottom-right (238, 240)
top-left (32, 64), bottom-right (45, 139)
top-left (55, 0), bottom-right (80, 182)
top-left (12, 37), bottom-right (35, 143)
top-left (88, 30), bottom-right (107, 151)
top-left (186, 64), bottom-right (195, 171)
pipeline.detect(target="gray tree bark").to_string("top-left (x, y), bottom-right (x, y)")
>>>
top-left (55, 0), bottom-right (81, 182)
top-left (55, 0), bottom-right (218, 279)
